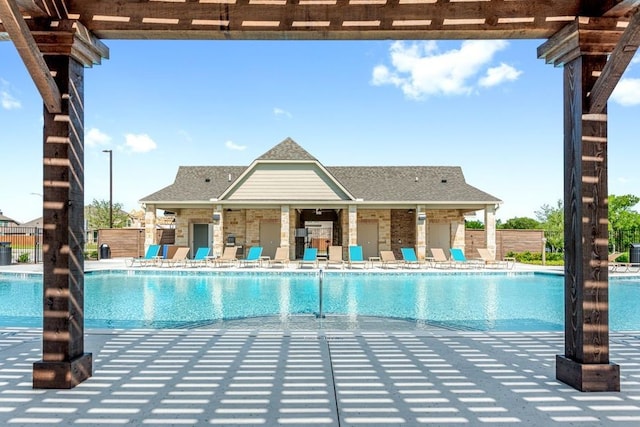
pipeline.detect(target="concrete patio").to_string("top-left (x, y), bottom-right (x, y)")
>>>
top-left (0, 259), bottom-right (638, 425)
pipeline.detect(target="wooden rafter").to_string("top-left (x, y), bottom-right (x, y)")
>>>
top-left (589, 6), bottom-right (640, 113)
top-left (0, 0), bottom-right (61, 113)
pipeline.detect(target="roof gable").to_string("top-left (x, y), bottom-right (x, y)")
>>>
top-left (256, 137), bottom-right (317, 161)
top-left (222, 162), bottom-right (352, 201)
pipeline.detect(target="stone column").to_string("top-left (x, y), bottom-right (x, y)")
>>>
top-left (484, 205), bottom-right (497, 256)
top-left (33, 55), bottom-right (92, 389)
top-left (213, 205), bottom-right (224, 257)
top-left (348, 205), bottom-right (358, 246)
top-left (416, 205), bottom-right (426, 259)
top-left (451, 218), bottom-right (465, 250)
top-left (144, 204), bottom-right (157, 248)
top-left (281, 206), bottom-right (290, 250)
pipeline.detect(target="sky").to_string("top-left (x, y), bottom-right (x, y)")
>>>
top-left (2, 38), bottom-right (640, 224)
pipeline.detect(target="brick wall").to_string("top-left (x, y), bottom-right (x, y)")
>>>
top-left (391, 209), bottom-right (415, 257)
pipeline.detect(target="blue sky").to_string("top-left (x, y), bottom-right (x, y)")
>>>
top-left (2, 38), bottom-right (640, 224)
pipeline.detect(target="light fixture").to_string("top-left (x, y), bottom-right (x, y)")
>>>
top-left (417, 213), bottom-right (426, 221)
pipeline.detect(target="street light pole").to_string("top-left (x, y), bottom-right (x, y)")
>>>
top-left (102, 149), bottom-right (113, 228)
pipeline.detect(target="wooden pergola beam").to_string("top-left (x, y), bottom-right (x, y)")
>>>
top-left (589, 7), bottom-right (640, 113)
top-left (0, 0), bottom-right (61, 113)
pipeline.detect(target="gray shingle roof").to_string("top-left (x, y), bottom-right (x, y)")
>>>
top-left (256, 137), bottom-right (317, 161)
top-left (141, 166), bottom-right (247, 202)
top-left (141, 139), bottom-right (501, 204)
top-left (327, 166), bottom-right (500, 202)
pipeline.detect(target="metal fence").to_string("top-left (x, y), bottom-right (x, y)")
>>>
top-left (0, 226), bottom-right (42, 264)
top-left (541, 228), bottom-right (640, 255)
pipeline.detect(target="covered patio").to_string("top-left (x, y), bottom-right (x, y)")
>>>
top-left (2, 0), bottom-right (638, 391)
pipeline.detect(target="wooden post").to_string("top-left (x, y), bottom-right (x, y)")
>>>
top-left (555, 53), bottom-right (620, 392)
top-left (32, 55), bottom-right (92, 389)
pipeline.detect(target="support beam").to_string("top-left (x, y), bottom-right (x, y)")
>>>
top-left (32, 54), bottom-right (92, 389)
top-left (556, 53), bottom-right (620, 392)
top-left (0, 0), bottom-right (61, 112)
top-left (589, 6), bottom-right (640, 113)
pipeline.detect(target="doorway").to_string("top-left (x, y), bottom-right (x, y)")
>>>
top-left (259, 222), bottom-right (280, 259)
top-left (357, 222), bottom-right (379, 259)
top-left (192, 223), bottom-right (212, 256)
top-left (428, 223), bottom-right (451, 253)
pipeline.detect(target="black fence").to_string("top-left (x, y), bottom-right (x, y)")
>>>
top-left (541, 228), bottom-right (640, 256)
top-left (0, 226), bottom-right (42, 264)
top-left (610, 228), bottom-right (640, 254)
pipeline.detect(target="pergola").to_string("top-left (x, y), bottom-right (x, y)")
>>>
top-left (2, 0), bottom-right (638, 392)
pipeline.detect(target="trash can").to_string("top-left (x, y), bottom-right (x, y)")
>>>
top-left (0, 242), bottom-right (11, 266)
top-left (99, 243), bottom-right (111, 260)
top-left (630, 243), bottom-right (640, 264)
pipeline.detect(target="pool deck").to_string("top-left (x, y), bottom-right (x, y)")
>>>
top-left (0, 259), bottom-right (639, 426)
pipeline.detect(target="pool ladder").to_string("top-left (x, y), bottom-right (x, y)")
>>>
top-left (315, 269), bottom-right (325, 319)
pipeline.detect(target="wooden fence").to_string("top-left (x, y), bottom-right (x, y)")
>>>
top-left (465, 229), bottom-right (546, 259)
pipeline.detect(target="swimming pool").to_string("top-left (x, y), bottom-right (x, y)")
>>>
top-left (1, 271), bottom-right (639, 331)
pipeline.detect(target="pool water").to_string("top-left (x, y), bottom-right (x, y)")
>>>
top-left (1, 272), bottom-right (639, 331)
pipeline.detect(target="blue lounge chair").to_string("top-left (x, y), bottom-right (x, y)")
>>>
top-left (188, 247), bottom-right (211, 267)
top-left (450, 248), bottom-right (482, 269)
top-left (127, 244), bottom-right (160, 267)
top-left (299, 247), bottom-right (318, 268)
top-left (400, 247), bottom-right (425, 268)
top-left (239, 246), bottom-right (263, 267)
top-left (348, 245), bottom-right (367, 269)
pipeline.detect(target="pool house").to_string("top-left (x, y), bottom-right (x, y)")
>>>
top-left (140, 138), bottom-right (502, 261)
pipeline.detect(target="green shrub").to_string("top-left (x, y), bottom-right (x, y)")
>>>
top-left (18, 253), bottom-right (30, 263)
top-left (506, 251), bottom-right (564, 266)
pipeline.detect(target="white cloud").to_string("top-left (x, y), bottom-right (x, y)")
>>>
top-left (479, 63), bottom-right (522, 87)
top-left (611, 78), bottom-right (640, 106)
top-left (225, 140), bottom-right (247, 151)
top-left (1, 91), bottom-right (21, 110)
top-left (371, 40), bottom-right (517, 100)
top-left (274, 107), bottom-right (292, 118)
top-left (85, 128), bottom-right (112, 147)
top-left (125, 133), bottom-right (157, 153)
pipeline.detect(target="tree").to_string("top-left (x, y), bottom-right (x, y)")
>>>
top-left (608, 194), bottom-right (640, 232)
top-left (498, 217), bottom-right (540, 230)
top-left (86, 199), bottom-right (129, 229)
top-left (465, 220), bottom-right (484, 229)
top-left (535, 199), bottom-right (564, 252)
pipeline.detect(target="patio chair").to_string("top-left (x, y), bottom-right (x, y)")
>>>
top-left (299, 247), bottom-right (319, 268)
top-left (127, 244), bottom-right (161, 267)
top-left (326, 246), bottom-right (345, 269)
top-left (476, 248), bottom-right (512, 269)
top-left (187, 247), bottom-right (211, 267)
top-left (239, 246), bottom-right (263, 268)
top-left (429, 248), bottom-right (453, 269)
top-left (215, 246), bottom-right (239, 267)
top-left (348, 245), bottom-right (367, 269)
top-left (160, 247), bottom-right (190, 268)
top-left (380, 250), bottom-right (401, 268)
top-left (400, 247), bottom-right (426, 269)
top-left (269, 247), bottom-right (290, 268)
top-left (608, 251), bottom-right (640, 273)
top-left (449, 248), bottom-right (482, 269)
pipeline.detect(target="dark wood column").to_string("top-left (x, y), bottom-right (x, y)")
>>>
top-left (539, 20), bottom-right (621, 392)
top-left (556, 54), bottom-right (619, 392)
top-left (32, 55), bottom-right (92, 389)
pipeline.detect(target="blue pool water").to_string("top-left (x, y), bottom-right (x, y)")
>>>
top-left (1, 271), bottom-right (639, 331)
